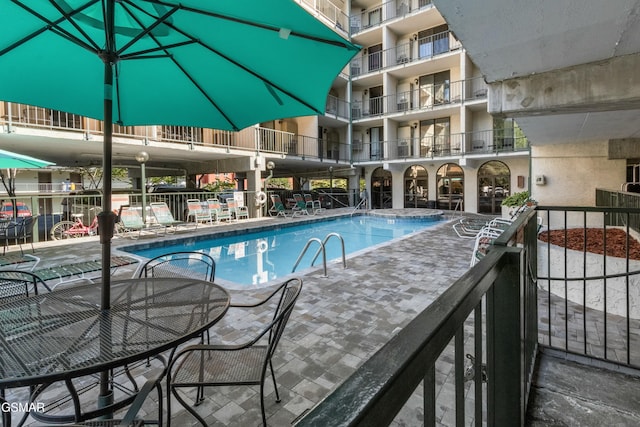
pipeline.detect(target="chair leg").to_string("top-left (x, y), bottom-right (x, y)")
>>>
top-left (260, 382), bottom-right (267, 427)
top-left (171, 385), bottom-right (209, 427)
top-left (269, 360), bottom-right (281, 403)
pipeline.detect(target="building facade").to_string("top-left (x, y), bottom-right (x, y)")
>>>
top-left (0, 0), bottom-right (536, 216)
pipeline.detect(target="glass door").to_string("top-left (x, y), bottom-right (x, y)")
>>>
top-left (370, 127), bottom-right (382, 160)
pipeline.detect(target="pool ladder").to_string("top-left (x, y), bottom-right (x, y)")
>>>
top-left (291, 232), bottom-right (346, 277)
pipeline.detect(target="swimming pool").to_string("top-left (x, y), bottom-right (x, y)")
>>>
top-left (124, 214), bottom-right (444, 288)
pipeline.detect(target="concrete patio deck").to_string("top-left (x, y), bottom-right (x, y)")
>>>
top-left (6, 208), bottom-right (477, 426)
top-left (5, 209), bottom-right (637, 426)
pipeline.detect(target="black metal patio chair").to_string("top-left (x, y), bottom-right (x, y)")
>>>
top-left (0, 215), bottom-right (38, 255)
top-left (0, 269), bottom-right (51, 302)
top-left (167, 277), bottom-right (303, 427)
top-left (136, 251), bottom-right (215, 281)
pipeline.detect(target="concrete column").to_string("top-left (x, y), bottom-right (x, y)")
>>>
top-left (246, 167), bottom-right (263, 218)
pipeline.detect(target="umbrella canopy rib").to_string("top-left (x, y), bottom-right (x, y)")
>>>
top-left (153, 0), bottom-right (358, 50)
top-left (4, 0), bottom-right (101, 54)
top-left (115, 2), bottom-right (179, 55)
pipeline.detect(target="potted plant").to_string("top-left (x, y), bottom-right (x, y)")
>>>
top-left (501, 191), bottom-right (536, 217)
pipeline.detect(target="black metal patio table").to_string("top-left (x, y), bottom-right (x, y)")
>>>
top-left (0, 277), bottom-right (230, 425)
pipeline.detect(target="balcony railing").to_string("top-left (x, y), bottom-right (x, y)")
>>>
top-left (351, 130), bottom-right (528, 163)
top-left (297, 0), bottom-right (349, 34)
top-left (351, 0), bottom-right (434, 34)
top-left (351, 31), bottom-right (461, 77)
top-left (354, 80), bottom-right (469, 119)
top-left (0, 102), bottom-right (353, 164)
top-left (325, 95), bottom-right (350, 120)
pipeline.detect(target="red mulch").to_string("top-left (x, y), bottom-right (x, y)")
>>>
top-left (538, 228), bottom-right (640, 260)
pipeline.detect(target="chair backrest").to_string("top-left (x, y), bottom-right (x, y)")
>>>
top-left (186, 199), bottom-right (204, 213)
top-left (304, 194), bottom-right (313, 203)
top-left (21, 215), bottom-right (38, 239)
top-left (118, 205), bottom-right (144, 228)
top-left (293, 194), bottom-right (305, 208)
top-left (207, 198), bottom-right (221, 211)
top-left (149, 202), bottom-right (177, 224)
top-left (270, 194), bottom-right (285, 210)
top-left (264, 278), bottom-right (303, 360)
top-left (137, 251), bottom-right (215, 281)
top-left (0, 270), bottom-right (51, 302)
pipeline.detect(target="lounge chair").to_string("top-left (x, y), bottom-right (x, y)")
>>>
top-left (31, 255), bottom-right (140, 289)
top-left (292, 193), bottom-right (310, 216)
top-left (206, 198), bottom-right (232, 223)
top-left (269, 194), bottom-right (288, 217)
top-left (304, 193), bottom-right (323, 214)
top-left (0, 252), bottom-right (40, 271)
top-left (186, 199), bottom-right (212, 228)
top-left (226, 198), bottom-right (249, 220)
top-left (117, 205), bottom-right (162, 239)
top-left (168, 278), bottom-right (303, 427)
top-left (149, 202), bottom-right (191, 233)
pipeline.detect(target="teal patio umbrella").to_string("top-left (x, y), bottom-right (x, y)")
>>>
top-left (0, 149), bottom-right (54, 169)
top-left (0, 1), bottom-right (360, 309)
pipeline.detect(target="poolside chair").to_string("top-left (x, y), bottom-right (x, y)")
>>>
top-left (470, 226), bottom-right (504, 266)
top-left (226, 198), bottom-right (249, 220)
top-left (0, 270), bottom-right (51, 302)
top-left (269, 194), bottom-right (288, 217)
top-left (149, 202), bottom-right (191, 233)
top-left (136, 251), bottom-right (215, 281)
top-left (206, 198), bottom-right (232, 223)
top-left (292, 193), bottom-right (310, 216)
top-left (0, 252), bottom-right (40, 271)
top-left (304, 193), bottom-right (323, 215)
top-left (32, 255), bottom-right (140, 289)
top-left (117, 205), bottom-right (161, 239)
top-left (186, 199), bottom-right (212, 228)
top-left (0, 215), bottom-right (39, 255)
top-left (168, 277), bottom-right (303, 427)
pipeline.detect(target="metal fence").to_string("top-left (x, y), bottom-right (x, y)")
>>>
top-left (297, 209), bottom-right (540, 426)
top-left (536, 205), bottom-right (640, 369)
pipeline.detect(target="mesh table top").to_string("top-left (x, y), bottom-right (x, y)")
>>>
top-left (0, 277), bottom-right (229, 388)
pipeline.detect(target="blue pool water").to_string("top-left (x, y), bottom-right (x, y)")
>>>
top-left (125, 215), bottom-right (443, 288)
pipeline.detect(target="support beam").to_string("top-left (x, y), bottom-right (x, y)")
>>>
top-left (488, 53), bottom-right (640, 117)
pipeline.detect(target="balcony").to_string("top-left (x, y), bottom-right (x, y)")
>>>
top-left (351, 30), bottom-right (461, 77)
top-left (351, 129), bottom-right (528, 163)
top-left (353, 77), bottom-right (486, 119)
top-left (0, 102), bottom-right (354, 165)
top-left (350, 0), bottom-right (435, 34)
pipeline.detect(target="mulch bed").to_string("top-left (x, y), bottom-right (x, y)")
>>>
top-left (538, 228), bottom-right (640, 260)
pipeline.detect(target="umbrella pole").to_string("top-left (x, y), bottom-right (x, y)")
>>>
top-left (98, 1), bottom-right (116, 412)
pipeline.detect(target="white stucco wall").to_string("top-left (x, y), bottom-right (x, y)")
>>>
top-left (530, 141), bottom-right (626, 207)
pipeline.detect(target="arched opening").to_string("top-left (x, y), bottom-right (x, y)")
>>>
top-left (404, 165), bottom-right (428, 208)
top-left (371, 167), bottom-right (392, 209)
top-left (478, 161), bottom-right (511, 214)
top-left (436, 163), bottom-right (464, 210)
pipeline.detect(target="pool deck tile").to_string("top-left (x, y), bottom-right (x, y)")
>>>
top-left (6, 209), bottom-right (487, 425)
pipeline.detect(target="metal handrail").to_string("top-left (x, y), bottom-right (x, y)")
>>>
top-left (292, 238), bottom-right (327, 277)
top-left (310, 233), bottom-right (346, 269)
top-left (350, 198), bottom-right (367, 216)
top-left (291, 233), bottom-right (347, 277)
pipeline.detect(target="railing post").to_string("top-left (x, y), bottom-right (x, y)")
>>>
top-left (487, 250), bottom-right (523, 426)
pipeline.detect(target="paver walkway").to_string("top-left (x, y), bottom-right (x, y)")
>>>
top-left (7, 209), bottom-right (636, 426)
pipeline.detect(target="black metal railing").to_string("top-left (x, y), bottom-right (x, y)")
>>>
top-left (296, 209), bottom-right (540, 426)
top-left (536, 205), bottom-right (640, 368)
